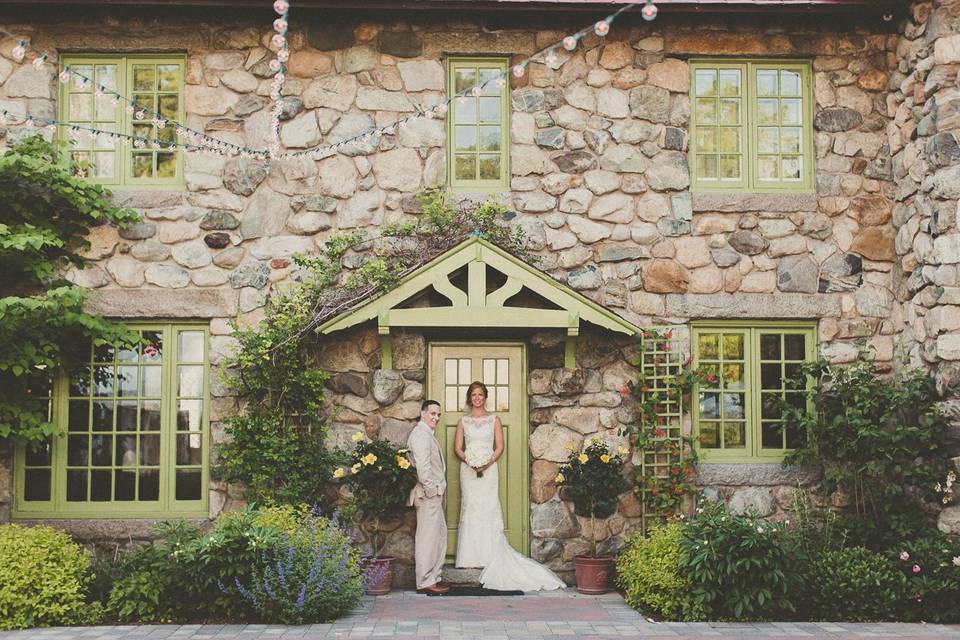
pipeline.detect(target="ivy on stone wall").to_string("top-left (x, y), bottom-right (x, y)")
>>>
top-left (0, 136), bottom-right (139, 445)
top-left (217, 190), bottom-right (530, 506)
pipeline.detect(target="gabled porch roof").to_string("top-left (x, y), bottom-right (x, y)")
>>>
top-left (316, 236), bottom-right (641, 367)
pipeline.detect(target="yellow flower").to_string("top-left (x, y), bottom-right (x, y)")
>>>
top-left (565, 440), bottom-right (577, 451)
top-left (351, 463), bottom-right (361, 474)
top-left (554, 473), bottom-right (565, 484)
top-left (352, 431), bottom-right (365, 442)
top-left (618, 446), bottom-right (629, 455)
top-left (361, 453), bottom-right (378, 465)
top-left (600, 454), bottom-right (611, 463)
top-left (398, 448), bottom-right (409, 454)
top-left (578, 453), bottom-right (588, 464)
top-left (397, 456), bottom-right (411, 470)
top-left (333, 467), bottom-right (345, 479)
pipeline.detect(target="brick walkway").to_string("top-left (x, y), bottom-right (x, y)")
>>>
top-left (2, 590), bottom-right (959, 639)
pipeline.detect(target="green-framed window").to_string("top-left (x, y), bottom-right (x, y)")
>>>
top-left (690, 60), bottom-right (814, 192)
top-left (691, 322), bottom-right (816, 462)
top-left (447, 58), bottom-right (510, 192)
top-left (59, 55), bottom-right (184, 187)
top-left (14, 324), bottom-right (209, 518)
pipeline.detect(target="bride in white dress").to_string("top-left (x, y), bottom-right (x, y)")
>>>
top-left (453, 381), bottom-right (565, 592)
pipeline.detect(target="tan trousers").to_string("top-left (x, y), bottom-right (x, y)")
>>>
top-left (413, 494), bottom-right (446, 589)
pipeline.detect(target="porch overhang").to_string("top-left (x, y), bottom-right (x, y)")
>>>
top-left (316, 237), bottom-right (641, 368)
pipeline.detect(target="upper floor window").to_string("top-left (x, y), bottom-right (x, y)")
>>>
top-left (447, 58), bottom-right (510, 192)
top-left (692, 322), bottom-right (816, 462)
top-left (60, 55), bottom-right (184, 187)
top-left (15, 324), bottom-right (208, 518)
top-left (690, 60), bottom-right (813, 192)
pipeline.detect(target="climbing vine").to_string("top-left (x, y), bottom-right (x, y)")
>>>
top-left (218, 190), bottom-right (530, 505)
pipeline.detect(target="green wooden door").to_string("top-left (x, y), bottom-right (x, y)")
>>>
top-left (428, 343), bottom-right (529, 556)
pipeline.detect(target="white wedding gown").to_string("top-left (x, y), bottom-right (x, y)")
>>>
top-left (456, 414), bottom-right (565, 591)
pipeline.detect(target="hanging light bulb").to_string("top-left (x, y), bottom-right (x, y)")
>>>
top-left (126, 102), bottom-right (135, 115)
top-left (58, 68), bottom-right (70, 83)
top-left (32, 54), bottom-right (47, 70)
top-left (273, 0), bottom-right (288, 14)
top-left (11, 41), bottom-right (26, 62)
top-left (135, 109), bottom-right (146, 120)
top-left (496, 77), bottom-right (507, 89)
top-left (512, 63), bottom-right (526, 78)
top-left (470, 85), bottom-right (482, 97)
top-left (594, 18), bottom-right (611, 37)
top-left (269, 58), bottom-right (282, 71)
top-left (544, 48), bottom-right (558, 67)
top-left (563, 35), bottom-right (578, 52)
top-left (273, 18), bottom-right (288, 33)
top-left (277, 49), bottom-right (289, 62)
top-left (641, 1), bottom-right (658, 21)
top-left (271, 33), bottom-right (285, 48)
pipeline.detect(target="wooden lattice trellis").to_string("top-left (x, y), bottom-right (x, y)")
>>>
top-left (634, 327), bottom-right (693, 533)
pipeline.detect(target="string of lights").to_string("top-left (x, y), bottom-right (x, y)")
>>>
top-left (4, 0), bottom-right (657, 162)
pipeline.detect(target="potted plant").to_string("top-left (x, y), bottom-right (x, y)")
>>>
top-left (334, 431), bottom-right (417, 595)
top-left (555, 438), bottom-right (629, 594)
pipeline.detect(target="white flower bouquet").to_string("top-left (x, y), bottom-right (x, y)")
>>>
top-left (465, 447), bottom-right (491, 478)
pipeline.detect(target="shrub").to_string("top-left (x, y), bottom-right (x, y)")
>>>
top-left (678, 500), bottom-right (796, 619)
top-left (805, 547), bottom-right (906, 621)
top-left (230, 513), bottom-right (363, 624)
top-left (888, 532), bottom-right (960, 624)
top-left (0, 524), bottom-right (97, 630)
top-left (617, 524), bottom-right (707, 621)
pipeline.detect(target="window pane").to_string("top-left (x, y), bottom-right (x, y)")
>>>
top-left (142, 332), bottom-right (163, 362)
top-left (698, 334), bottom-right (720, 359)
top-left (133, 94), bottom-right (153, 113)
top-left (69, 401), bottom-right (89, 431)
top-left (93, 153), bottom-right (117, 179)
top-left (723, 363), bottom-right (744, 389)
top-left (719, 99), bottom-right (739, 125)
top-left (67, 470), bottom-right (88, 501)
top-left (139, 470), bottom-right (160, 501)
top-left (483, 359), bottom-right (495, 384)
top-left (133, 65), bottom-right (156, 91)
top-left (96, 93), bottom-right (117, 120)
top-left (780, 99), bottom-right (801, 126)
top-left (454, 98), bottom-right (477, 124)
top-left (141, 367), bottom-right (162, 397)
top-left (117, 366), bottom-right (138, 397)
top-left (157, 153), bottom-right (177, 178)
top-left (718, 128), bottom-right (739, 153)
top-left (92, 401), bottom-right (113, 431)
top-left (699, 422), bottom-right (719, 448)
top-left (176, 469), bottom-right (202, 501)
top-left (96, 64), bottom-right (117, 91)
top-left (719, 155), bottom-right (741, 180)
top-left (695, 69), bottom-right (717, 96)
top-left (758, 156), bottom-right (778, 180)
top-left (176, 434), bottom-right (203, 465)
top-left (158, 65), bottom-right (180, 91)
top-left (723, 422), bottom-right (746, 447)
top-left (722, 334), bottom-right (743, 359)
top-left (757, 99), bottom-right (778, 125)
top-left (93, 366), bottom-right (114, 396)
top-left (479, 155), bottom-right (501, 180)
top-left (455, 126), bottom-right (476, 152)
top-left (139, 435), bottom-right (160, 465)
top-left (695, 98), bottom-right (717, 124)
top-left (719, 70), bottom-right (741, 96)
top-left (782, 156), bottom-right (801, 180)
top-left (696, 155), bottom-right (718, 180)
top-left (454, 68), bottom-right (476, 94)
top-left (91, 470), bottom-right (111, 501)
top-left (758, 127), bottom-right (779, 153)
top-left (133, 154), bottom-right (153, 178)
top-left (784, 334), bottom-right (806, 360)
top-left (757, 70), bottom-right (778, 96)
top-left (178, 331), bottom-right (204, 363)
top-left (25, 440), bottom-right (52, 466)
top-left (455, 155), bottom-right (476, 180)
top-left (479, 68), bottom-right (501, 95)
top-left (24, 469), bottom-right (51, 501)
top-left (179, 366), bottom-right (204, 397)
top-left (159, 95), bottom-right (179, 119)
top-left (140, 400), bottom-right (161, 431)
top-left (760, 334), bottom-right (781, 359)
top-left (761, 363), bottom-right (783, 390)
top-left (699, 392), bottom-right (720, 419)
top-left (762, 393), bottom-right (781, 419)
top-left (696, 127), bottom-right (716, 152)
top-left (762, 422), bottom-right (783, 448)
top-left (69, 93), bottom-right (93, 121)
top-left (780, 70), bottom-right (801, 96)
top-left (722, 393), bottom-right (744, 419)
top-left (177, 400), bottom-right (203, 431)
top-left (497, 359), bottom-right (509, 384)
top-left (115, 470), bottom-right (136, 501)
top-left (91, 435), bottom-right (112, 466)
top-left (781, 127), bottom-right (801, 154)
top-left (479, 126), bottom-right (500, 152)
top-left (479, 97), bottom-right (500, 123)
top-left (116, 435), bottom-right (137, 466)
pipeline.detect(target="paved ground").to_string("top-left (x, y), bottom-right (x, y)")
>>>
top-left (3, 590), bottom-right (960, 639)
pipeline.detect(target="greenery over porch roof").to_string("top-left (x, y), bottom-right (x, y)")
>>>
top-left (316, 237), bottom-right (641, 367)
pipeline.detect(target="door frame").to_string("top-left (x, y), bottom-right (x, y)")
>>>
top-left (427, 341), bottom-right (530, 556)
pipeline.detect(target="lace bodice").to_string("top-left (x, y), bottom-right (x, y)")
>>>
top-left (461, 414), bottom-right (495, 457)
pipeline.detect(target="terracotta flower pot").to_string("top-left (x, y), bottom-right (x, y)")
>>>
top-left (573, 555), bottom-right (614, 595)
top-left (364, 556), bottom-right (394, 595)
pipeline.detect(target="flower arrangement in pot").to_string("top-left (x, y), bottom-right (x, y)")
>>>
top-left (333, 431), bottom-right (417, 595)
top-left (555, 438), bottom-right (630, 594)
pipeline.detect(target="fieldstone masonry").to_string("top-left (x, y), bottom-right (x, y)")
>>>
top-left (0, 4), bottom-right (958, 576)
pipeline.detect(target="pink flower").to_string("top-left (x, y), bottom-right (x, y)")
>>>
top-left (900, 551), bottom-right (910, 561)
top-left (953, 556), bottom-right (960, 567)
top-left (912, 564), bottom-right (921, 574)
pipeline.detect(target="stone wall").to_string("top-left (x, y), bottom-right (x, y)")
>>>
top-left (0, 7), bottom-right (918, 541)
top-left (892, 1), bottom-right (960, 535)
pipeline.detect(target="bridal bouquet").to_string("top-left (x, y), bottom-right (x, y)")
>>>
top-left (465, 447), bottom-right (491, 478)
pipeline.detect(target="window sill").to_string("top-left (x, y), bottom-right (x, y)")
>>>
top-left (695, 461), bottom-right (822, 486)
top-left (691, 192), bottom-right (818, 213)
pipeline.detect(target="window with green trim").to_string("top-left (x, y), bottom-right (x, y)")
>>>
top-left (692, 323), bottom-right (816, 462)
top-left (59, 55), bottom-right (184, 187)
top-left (447, 58), bottom-right (510, 191)
top-left (14, 324), bottom-right (209, 517)
top-left (690, 60), bottom-right (813, 192)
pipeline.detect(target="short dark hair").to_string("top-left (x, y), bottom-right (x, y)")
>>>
top-left (421, 399), bottom-right (440, 412)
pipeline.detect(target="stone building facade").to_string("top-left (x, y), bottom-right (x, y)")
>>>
top-left (0, 0), bottom-right (958, 585)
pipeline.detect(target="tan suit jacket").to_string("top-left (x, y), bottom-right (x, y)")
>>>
top-left (406, 420), bottom-right (446, 506)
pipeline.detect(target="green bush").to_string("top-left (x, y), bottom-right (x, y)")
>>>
top-left (0, 524), bottom-right (98, 630)
top-left (106, 505), bottom-right (363, 624)
top-left (888, 532), bottom-right (960, 624)
top-left (617, 524), bottom-right (707, 621)
top-left (805, 547), bottom-right (906, 621)
top-left (678, 501), bottom-right (797, 620)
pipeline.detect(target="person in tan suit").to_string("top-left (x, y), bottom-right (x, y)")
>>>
top-left (406, 399), bottom-right (449, 595)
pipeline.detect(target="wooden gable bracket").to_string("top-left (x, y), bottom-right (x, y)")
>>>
top-left (317, 237), bottom-right (641, 368)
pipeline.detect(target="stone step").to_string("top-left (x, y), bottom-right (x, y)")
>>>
top-left (442, 565), bottom-right (481, 586)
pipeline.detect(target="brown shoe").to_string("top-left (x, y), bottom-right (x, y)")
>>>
top-left (416, 583), bottom-right (449, 595)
